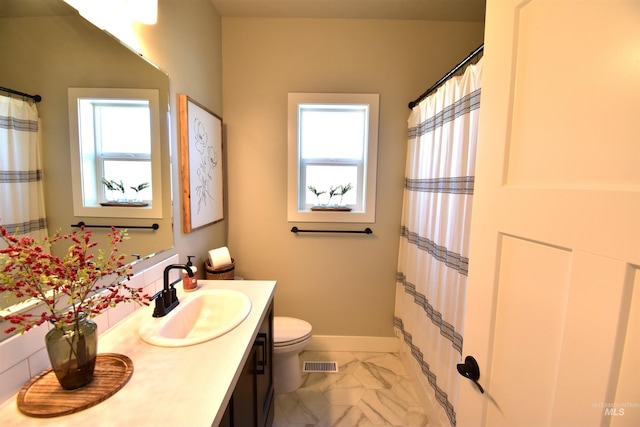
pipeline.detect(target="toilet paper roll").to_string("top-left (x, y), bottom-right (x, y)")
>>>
top-left (208, 246), bottom-right (232, 269)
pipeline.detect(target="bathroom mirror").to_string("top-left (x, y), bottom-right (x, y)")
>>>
top-left (0, 0), bottom-right (174, 311)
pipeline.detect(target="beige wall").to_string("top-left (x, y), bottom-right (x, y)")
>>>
top-left (127, 0), bottom-right (227, 271)
top-left (222, 18), bottom-right (484, 337)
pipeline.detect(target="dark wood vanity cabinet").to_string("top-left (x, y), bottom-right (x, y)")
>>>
top-left (218, 302), bottom-right (274, 427)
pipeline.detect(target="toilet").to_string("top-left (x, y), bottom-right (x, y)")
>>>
top-left (273, 316), bottom-right (312, 393)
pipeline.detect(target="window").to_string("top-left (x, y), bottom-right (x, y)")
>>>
top-left (68, 88), bottom-right (163, 218)
top-left (288, 93), bottom-right (379, 223)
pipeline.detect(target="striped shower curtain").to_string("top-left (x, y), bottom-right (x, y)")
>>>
top-left (394, 58), bottom-right (482, 427)
top-left (0, 95), bottom-right (48, 240)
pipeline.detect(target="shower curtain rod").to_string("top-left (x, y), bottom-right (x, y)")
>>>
top-left (0, 86), bottom-right (42, 103)
top-left (408, 44), bottom-right (483, 109)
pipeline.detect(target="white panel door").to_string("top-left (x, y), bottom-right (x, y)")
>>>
top-left (459, 1), bottom-right (640, 426)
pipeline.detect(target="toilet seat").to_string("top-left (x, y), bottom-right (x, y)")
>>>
top-left (274, 317), bottom-right (312, 347)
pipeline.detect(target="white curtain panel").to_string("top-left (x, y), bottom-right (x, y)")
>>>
top-left (0, 95), bottom-right (48, 240)
top-left (395, 58), bottom-right (482, 427)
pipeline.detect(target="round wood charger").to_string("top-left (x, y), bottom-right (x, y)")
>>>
top-left (17, 353), bottom-right (133, 418)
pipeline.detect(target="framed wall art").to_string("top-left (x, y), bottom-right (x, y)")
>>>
top-left (178, 94), bottom-right (224, 233)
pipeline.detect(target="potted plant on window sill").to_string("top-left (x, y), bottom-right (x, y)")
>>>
top-left (100, 178), bottom-right (149, 207)
top-left (337, 183), bottom-right (353, 206)
top-left (129, 182), bottom-right (150, 203)
top-left (0, 226), bottom-right (150, 390)
top-left (309, 183), bottom-right (353, 211)
top-left (307, 185), bottom-right (326, 207)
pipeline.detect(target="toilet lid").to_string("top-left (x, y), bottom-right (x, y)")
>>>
top-left (274, 317), bottom-right (312, 344)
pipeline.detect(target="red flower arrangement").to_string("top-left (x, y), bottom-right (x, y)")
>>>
top-left (0, 226), bottom-right (150, 335)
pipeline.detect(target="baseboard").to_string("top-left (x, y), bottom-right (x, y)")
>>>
top-left (306, 335), bottom-right (399, 353)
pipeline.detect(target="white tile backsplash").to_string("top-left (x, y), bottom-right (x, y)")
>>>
top-left (0, 254), bottom-right (179, 404)
top-left (0, 322), bottom-right (49, 369)
top-left (27, 346), bottom-right (50, 376)
top-left (0, 359), bottom-right (30, 404)
top-left (107, 295), bottom-right (137, 327)
top-left (93, 310), bottom-right (110, 338)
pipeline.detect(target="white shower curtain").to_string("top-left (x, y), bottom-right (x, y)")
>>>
top-left (394, 58), bottom-right (482, 427)
top-left (0, 95), bottom-right (48, 240)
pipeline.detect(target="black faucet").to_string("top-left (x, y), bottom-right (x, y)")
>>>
top-left (151, 264), bottom-right (194, 317)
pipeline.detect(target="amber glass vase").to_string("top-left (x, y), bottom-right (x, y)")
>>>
top-left (45, 314), bottom-right (98, 390)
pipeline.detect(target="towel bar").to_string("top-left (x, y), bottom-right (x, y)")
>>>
top-left (71, 222), bottom-right (159, 230)
top-left (290, 226), bottom-right (372, 234)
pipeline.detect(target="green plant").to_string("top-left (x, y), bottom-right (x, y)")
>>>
top-left (307, 185), bottom-right (326, 205)
top-left (101, 178), bottom-right (116, 192)
top-left (101, 178), bottom-right (125, 197)
top-left (327, 185), bottom-right (340, 205)
top-left (338, 183), bottom-right (353, 205)
top-left (129, 182), bottom-right (150, 198)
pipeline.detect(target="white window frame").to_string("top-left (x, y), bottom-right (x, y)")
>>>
top-left (288, 93), bottom-right (379, 223)
top-left (93, 100), bottom-right (151, 190)
top-left (68, 87), bottom-right (163, 219)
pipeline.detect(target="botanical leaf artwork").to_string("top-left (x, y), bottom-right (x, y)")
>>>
top-left (193, 117), bottom-right (218, 214)
top-left (179, 94), bottom-right (223, 231)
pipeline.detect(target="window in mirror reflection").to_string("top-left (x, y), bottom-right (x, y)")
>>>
top-left (81, 99), bottom-right (152, 203)
top-left (68, 88), bottom-right (163, 218)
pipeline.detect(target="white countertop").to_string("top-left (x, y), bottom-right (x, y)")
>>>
top-left (0, 280), bottom-right (276, 427)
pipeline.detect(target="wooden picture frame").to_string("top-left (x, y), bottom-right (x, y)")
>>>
top-left (178, 94), bottom-right (224, 233)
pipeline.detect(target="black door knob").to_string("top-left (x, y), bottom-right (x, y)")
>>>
top-left (457, 355), bottom-right (484, 393)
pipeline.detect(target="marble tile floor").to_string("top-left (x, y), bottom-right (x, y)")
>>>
top-left (274, 351), bottom-right (439, 427)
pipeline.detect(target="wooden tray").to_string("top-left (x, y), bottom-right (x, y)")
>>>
top-left (17, 353), bottom-right (133, 418)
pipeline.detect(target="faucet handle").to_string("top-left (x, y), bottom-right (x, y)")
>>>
top-left (169, 286), bottom-right (178, 305)
top-left (151, 290), bottom-right (166, 317)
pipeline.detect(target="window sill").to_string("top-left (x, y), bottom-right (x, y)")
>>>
top-left (99, 201), bottom-right (149, 207)
top-left (310, 206), bottom-right (352, 212)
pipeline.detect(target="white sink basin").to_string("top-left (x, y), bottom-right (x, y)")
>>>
top-left (138, 289), bottom-right (252, 347)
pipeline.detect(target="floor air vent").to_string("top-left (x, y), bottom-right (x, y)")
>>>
top-left (303, 361), bottom-right (338, 373)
